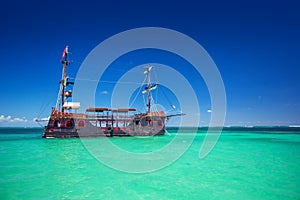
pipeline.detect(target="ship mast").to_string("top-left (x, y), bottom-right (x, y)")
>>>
top-left (144, 66), bottom-right (156, 114)
top-left (60, 45), bottom-right (70, 112)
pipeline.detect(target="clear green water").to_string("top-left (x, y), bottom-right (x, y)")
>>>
top-left (0, 127), bottom-right (299, 199)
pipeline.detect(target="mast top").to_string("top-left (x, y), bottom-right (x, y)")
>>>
top-left (61, 45), bottom-right (70, 65)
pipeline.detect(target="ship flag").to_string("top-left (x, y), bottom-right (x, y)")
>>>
top-left (61, 45), bottom-right (69, 58)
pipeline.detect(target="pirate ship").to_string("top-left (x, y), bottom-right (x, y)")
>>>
top-left (41, 46), bottom-right (181, 138)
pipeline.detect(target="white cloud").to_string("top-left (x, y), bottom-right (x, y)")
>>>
top-left (0, 114), bottom-right (44, 127)
top-left (207, 109), bottom-right (212, 113)
top-left (13, 117), bottom-right (28, 122)
top-left (101, 90), bottom-right (108, 95)
top-left (0, 114), bottom-right (28, 123)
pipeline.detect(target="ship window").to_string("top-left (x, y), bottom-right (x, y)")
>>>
top-left (135, 120), bottom-right (139, 125)
top-left (66, 120), bottom-right (73, 128)
top-left (78, 120), bottom-right (85, 128)
top-left (53, 119), bottom-right (61, 128)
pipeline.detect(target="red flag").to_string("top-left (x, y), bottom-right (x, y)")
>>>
top-left (61, 46), bottom-right (68, 58)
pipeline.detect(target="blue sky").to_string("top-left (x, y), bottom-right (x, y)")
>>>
top-left (0, 0), bottom-right (299, 127)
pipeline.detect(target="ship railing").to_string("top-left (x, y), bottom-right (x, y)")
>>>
top-left (86, 114), bottom-right (134, 120)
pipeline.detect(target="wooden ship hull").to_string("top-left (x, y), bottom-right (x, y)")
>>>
top-left (43, 109), bottom-right (166, 138)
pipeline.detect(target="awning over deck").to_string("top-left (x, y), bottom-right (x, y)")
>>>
top-left (86, 107), bottom-right (109, 112)
top-left (110, 108), bottom-right (137, 112)
top-left (85, 107), bottom-right (137, 112)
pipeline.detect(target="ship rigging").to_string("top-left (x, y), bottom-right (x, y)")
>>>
top-left (40, 46), bottom-right (183, 138)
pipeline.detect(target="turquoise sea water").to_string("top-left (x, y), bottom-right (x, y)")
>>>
top-left (0, 127), bottom-right (299, 199)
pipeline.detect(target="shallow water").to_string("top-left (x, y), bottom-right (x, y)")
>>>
top-left (0, 127), bottom-right (299, 199)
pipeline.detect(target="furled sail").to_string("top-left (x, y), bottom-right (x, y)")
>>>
top-left (63, 102), bottom-right (80, 110)
top-left (142, 83), bottom-right (158, 94)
